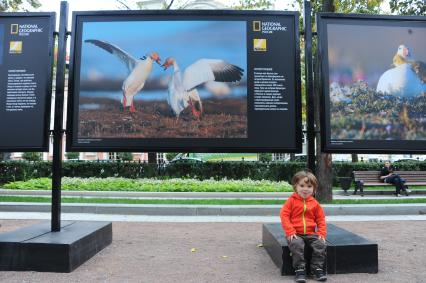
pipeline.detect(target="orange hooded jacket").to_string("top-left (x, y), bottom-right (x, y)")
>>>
top-left (280, 192), bottom-right (326, 237)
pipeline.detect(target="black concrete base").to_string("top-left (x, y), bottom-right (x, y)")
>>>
top-left (262, 223), bottom-right (378, 275)
top-left (0, 221), bottom-right (112, 272)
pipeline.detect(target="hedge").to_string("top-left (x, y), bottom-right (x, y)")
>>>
top-left (1, 160), bottom-right (426, 186)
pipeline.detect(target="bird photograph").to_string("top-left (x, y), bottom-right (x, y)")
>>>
top-left (77, 20), bottom-right (247, 139)
top-left (161, 57), bottom-right (244, 120)
top-left (84, 39), bottom-right (162, 113)
top-left (326, 23), bottom-right (426, 142)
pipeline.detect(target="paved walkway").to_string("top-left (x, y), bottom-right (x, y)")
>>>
top-left (1, 188), bottom-right (425, 199)
top-left (2, 211), bottom-right (426, 222)
top-left (0, 220), bottom-right (425, 283)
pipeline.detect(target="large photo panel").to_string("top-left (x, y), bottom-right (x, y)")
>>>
top-left (0, 13), bottom-right (55, 151)
top-left (318, 13), bottom-right (426, 153)
top-left (67, 10), bottom-right (301, 152)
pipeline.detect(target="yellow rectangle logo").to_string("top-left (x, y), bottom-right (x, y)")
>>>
top-left (253, 39), bottom-right (267, 51)
top-left (10, 24), bottom-right (18, 34)
top-left (9, 41), bottom-right (22, 54)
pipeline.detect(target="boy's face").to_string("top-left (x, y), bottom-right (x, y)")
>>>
top-left (295, 178), bottom-right (314, 199)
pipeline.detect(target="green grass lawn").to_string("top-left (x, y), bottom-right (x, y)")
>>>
top-left (1, 195), bottom-right (426, 205)
top-left (192, 153), bottom-right (259, 161)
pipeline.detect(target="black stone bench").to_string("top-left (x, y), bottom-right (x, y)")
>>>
top-left (262, 223), bottom-right (378, 275)
top-left (0, 220), bottom-right (112, 272)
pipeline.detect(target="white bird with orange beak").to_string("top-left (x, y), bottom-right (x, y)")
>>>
top-left (85, 39), bottom-right (161, 113)
top-left (161, 57), bottom-right (244, 119)
top-left (377, 44), bottom-right (426, 97)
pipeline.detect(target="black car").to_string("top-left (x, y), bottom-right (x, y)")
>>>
top-left (168, 157), bottom-right (204, 165)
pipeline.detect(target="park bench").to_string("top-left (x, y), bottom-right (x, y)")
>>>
top-left (351, 171), bottom-right (426, 196)
top-left (262, 223), bottom-right (378, 275)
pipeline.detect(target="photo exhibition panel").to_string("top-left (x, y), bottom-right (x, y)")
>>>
top-left (67, 11), bottom-right (301, 152)
top-left (318, 13), bottom-right (426, 153)
top-left (0, 13), bottom-right (55, 151)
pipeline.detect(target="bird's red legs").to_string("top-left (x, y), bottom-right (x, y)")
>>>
top-left (123, 95), bottom-right (127, 110)
top-left (130, 100), bottom-right (136, 113)
top-left (188, 99), bottom-right (201, 120)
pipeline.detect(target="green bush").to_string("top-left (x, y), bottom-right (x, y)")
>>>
top-left (117, 152), bottom-right (133, 161)
top-left (1, 160), bottom-right (426, 186)
top-left (4, 177), bottom-right (293, 192)
top-left (65, 152), bottom-right (80, 160)
top-left (21, 152), bottom-right (42, 161)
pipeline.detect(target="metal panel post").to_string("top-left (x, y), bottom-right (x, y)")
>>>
top-left (304, 1), bottom-right (316, 173)
top-left (52, 1), bottom-right (69, 232)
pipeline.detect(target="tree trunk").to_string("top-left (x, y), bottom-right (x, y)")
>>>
top-left (351, 153), bottom-right (359, 162)
top-left (313, 0), bottom-right (335, 202)
top-left (322, 0), bottom-right (335, 12)
top-left (0, 152), bottom-right (11, 161)
top-left (148, 152), bottom-right (157, 164)
top-left (289, 153), bottom-right (295, 161)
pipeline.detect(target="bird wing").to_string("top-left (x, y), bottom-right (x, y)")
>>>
top-left (182, 59), bottom-right (244, 91)
top-left (85, 39), bottom-right (138, 73)
top-left (410, 61), bottom-right (426, 84)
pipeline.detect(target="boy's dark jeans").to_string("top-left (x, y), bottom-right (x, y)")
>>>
top-left (288, 234), bottom-right (326, 271)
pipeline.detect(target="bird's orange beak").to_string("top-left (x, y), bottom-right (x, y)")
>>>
top-left (151, 52), bottom-right (161, 65)
top-left (162, 58), bottom-right (173, 70)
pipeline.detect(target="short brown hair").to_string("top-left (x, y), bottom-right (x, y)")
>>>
top-left (291, 171), bottom-right (318, 191)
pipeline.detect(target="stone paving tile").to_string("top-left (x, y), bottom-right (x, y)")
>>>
top-left (0, 220), bottom-right (425, 283)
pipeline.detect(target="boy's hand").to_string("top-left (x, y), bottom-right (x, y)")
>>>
top-left (318, 235), bottom-right (326, 243)
top-left (287, 234), bottom-right (298, 242)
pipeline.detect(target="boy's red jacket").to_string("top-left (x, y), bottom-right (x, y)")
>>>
top-left (280, 192), bottom-right (326, 237)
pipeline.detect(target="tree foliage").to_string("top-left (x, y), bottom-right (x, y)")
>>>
top-left (65, 152), bottom-right (80, 160)
top-left (21, 152), bottom-right (42, 161)
top-left (117, 0), bottom-right (274, 10)
top-left (389, 0), bottom-right (426, 16)
top-left (0, 0), bottom-right (40, 12)
top-left (166, 152), bottom-right (179, 161)
top-left (117, 152), bottom-right (134, 161)
top-left (258, 153), bottom-right (272, 162)
top-left (232, 0), bottom-right (273, 10)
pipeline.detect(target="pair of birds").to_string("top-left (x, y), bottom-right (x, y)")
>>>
top-left (376, 44), bottom-right (426, 98)
top-left (85, 39), bottom-right (244, 119)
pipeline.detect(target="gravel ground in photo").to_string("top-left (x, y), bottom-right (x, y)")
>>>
top-left (0, 220), bottom-right (425, 283)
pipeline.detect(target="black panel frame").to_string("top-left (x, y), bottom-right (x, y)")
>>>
top-left (0, 12), bottom-right (55, 152)
top-left (317, 13), bottom-right (426, 154)
top-left (66, 10), bottom-right (302, 153)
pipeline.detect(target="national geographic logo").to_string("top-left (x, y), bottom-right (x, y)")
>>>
top-left (10, 24), bottom-right (18, 34)
top-left (10, 23), bottom-right (43, 36)
top-left (9, 41), bottom-right (22, 54)
top-left (253, 39), bottom-right (267, 52)
top-left (253, 21), bottom-right (261, 32)
top-left (252, 21), bottom-right (287, 34)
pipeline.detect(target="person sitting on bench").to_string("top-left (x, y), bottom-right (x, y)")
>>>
top-left (280, 171), bottom-right (327, 282)
top-left (380, 161), bottom-right (408, 196)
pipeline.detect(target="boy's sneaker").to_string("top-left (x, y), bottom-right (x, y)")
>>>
top-left (313, 268), bottom-right (327, 281)
top-left (294, 269), bottom-right (306, 283)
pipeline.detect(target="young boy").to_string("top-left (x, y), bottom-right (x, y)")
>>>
top-left (280, 171), bottom-right (327, 282)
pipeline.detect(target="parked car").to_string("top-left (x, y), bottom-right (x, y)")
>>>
top-left (394, 158), bottom-right (420, 163)
top-left (168, 157), bottom-right (204, 165)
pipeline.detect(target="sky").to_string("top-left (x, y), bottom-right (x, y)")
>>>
top-left (81, 20), bottom-right (247, 79)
